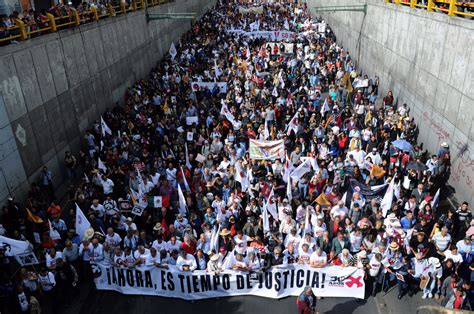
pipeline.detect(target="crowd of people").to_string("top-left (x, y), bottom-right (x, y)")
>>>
top-left (0, 1), bottom-right (473, 313)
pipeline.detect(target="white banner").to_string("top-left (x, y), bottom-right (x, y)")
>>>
top-left (191, 82), bottom-right (227, 93)
top-left (238, 5), bottom-right (264, 13)
top-left (249, 139), bottom-right (285, 160)
top-left (92, 263), bottom-right (365, 300)
top-left (226, 30), bottom-right (297, 42)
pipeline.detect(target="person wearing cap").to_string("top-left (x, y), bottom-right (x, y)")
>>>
top-left (174, 214), bottom-right (189, 236)
top-left (207, 254), bottom-right (221, 273)
top-left (297, 286), bottom-right (318, 314)
top-left (419, 257), bottom-right (443, 299)
top-left (382, 242), bottom-right (404, 292)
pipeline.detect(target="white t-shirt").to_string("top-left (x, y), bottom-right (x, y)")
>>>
top-left (45, 252), bottom-right (63, 269)
top-left (145, 254), bottom-right (161, 266)
top-left (18, 292), bottom-right (29, 311)
top-left (368, 255), bottom-right (382, 277)
top-left (309, 251), bottom-right (327, 264)
top-left (444, 250), bottom-right (463, 264)
top-left (234, 235), bottom-right (250, 254)
top-left (152, 240), bottom-right (167, 252)
top-left (298, 249), bottom-right (312, 264)
top-left (38, 272), bottom-right (56, 291)
top-left (177, 254), bottom-right (197, 271)
top-left (166, 240), bottom-right (182, 253)
top-left (106, 233), bottom-right (122, 249)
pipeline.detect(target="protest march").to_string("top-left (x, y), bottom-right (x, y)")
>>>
top-left (0, 0), bottom-right (473, 313)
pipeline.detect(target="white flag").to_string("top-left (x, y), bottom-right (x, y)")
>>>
top-left (48, 220), bottom-right (61, 240)
top-left (210, 225), bottom-right (221, 254)
top-left (75, 203), bottom-right (91, 239)
top-left (0, 236), bottom-right (31, 256)
top-left (177, 184), bottom-right (188, 215)
top-left (303, 205), bottom-right (311, 237)
top-left (381, 178), bottom-right (396, 217)
top-left (266, 188), bottom-right (278, 220)
top-left (320, 97), bottom-right (330, 116)
top-left (286, 111), bottom-right (299, 135)
top-left (180, 167), bottom-right (191, 192)
top-left (272, 87), bottom-right (278, 97)
top-left (431, 188), bottom-right (441, 210)
top-left (284, 19), bottom-right (290, 31)
top-left (98, 158), bottom-right (107, 172)
top-left (184, 143), bottom-right (192, 170)
top-left (262, 206), bottom-right (270, 233)
top-left (290, 158), bottom-right (312, 181)
top-left (246, 45), bottom-right (251, 61)
top-left (282, 153), bottom-right (294, 183)
top-left (84, 173), bottom-right (90, 183)
top-left (220, 100), bottom-right (239, 128)
top-left (235, 162), bottom-right (249, 192)
top-left (169, 42), bottom-right (177, 60)
top-left (100, 116), bottom-right (112, 137)
top-left (287, 177), bottom-right (292, 202)
top-left (264, 119), bottom-right (270, 140)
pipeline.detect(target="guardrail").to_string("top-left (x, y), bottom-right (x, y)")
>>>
top-left (0, 0), bottom-right (169, 45)
top-left (385, 0), bottom-right (474, 17)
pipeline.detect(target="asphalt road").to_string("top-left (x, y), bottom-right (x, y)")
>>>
top-left (74, 287), bottom-right (442, 314)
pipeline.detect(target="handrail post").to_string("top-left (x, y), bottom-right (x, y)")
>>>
top-left (73, 10), bottom-right (80, 26)
top-left (140, 0), bottom-right (145, 9)
top-left (427, 0), bottom-right (435, 11)
top-left (107, 3), bottom-right (114, 16)
top-left (91, 6), bottom-right (99, 21)
top-left (121, 2), bottom-right (127, 14)
top-left (132, 0), bottom-right (137, 11)
top-left (410, 0), bottom-right (416, 8)
top-left (447, 0), bottom-right (456, 16)
top-left (15, 18), bottom-right (27, 40)
top-left (385, 0), bottom-right (391, 3)
top-left (47, 13), bottom-right (57, 32)
top-left (394, 0), bottom-right (401, 5)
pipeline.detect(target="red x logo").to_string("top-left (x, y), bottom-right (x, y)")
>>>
top-left (345, 276), bottom-right (363, 288)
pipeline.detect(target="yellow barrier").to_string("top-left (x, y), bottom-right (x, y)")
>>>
top-left (0, 0), bottom-right (170, 45)
top-left (386, 0), bottom-right (474, 17)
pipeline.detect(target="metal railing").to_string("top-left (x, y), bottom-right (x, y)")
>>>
top-left (0, 0), bottom-right (168, 45)
top-left (385, 0), bottom-right (474, 17)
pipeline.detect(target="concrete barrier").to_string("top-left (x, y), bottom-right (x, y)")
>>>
top-left (309, 0), bottom-right (474, 206)
top-left (0, 0), bottom-right (217, 205)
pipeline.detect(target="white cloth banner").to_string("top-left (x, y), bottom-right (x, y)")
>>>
top-left (249, 139), bottom-right (285, 160)
top-left (92, 262), bottom-right (365, 300)
top-left (191, 82), bottom-right (227, 93)
top-left (226, 30), bottom-right (297, 42)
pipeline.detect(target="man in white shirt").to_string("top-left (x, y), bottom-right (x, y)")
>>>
top-left (365, 148), bottom-right (382, 165)
top-left (166, 236), bottom-right (182, 253)
top-left (133, 245), bottom-right (151, 264)
top-left (432, 227), bottom-right (451, 253)
top-left (298, 243), bottom-right (312, 264)
top-left (99, 175), bottom-right (114, 195)
top-left (234, 231), bottom-right (251, 255)
top-left (91, 199), bottom-right (106, 220)
top-left (176, 250), bottom-right (197, 271)
top-left (105, 227), bottom-right (122, 252)
top-left (309, 248), bottom-right (327, 268)
top-left (442, 246), bottom-right (463, 265)
top-left (330, 200), bottom-right (348, 219)
top-left (45, 248), bottom-right (63, 271)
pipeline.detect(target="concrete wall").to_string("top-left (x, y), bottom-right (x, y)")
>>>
top-left (0, 0), bottom-right (216, 205)
top-left (309, 0), bottom-right (474, 205)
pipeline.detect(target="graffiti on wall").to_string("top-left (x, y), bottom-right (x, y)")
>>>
top-left (422, 111), bottom-right (473, 191)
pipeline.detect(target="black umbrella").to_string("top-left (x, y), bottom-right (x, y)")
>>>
top-left (407, 161), bottom-right (427, 172)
